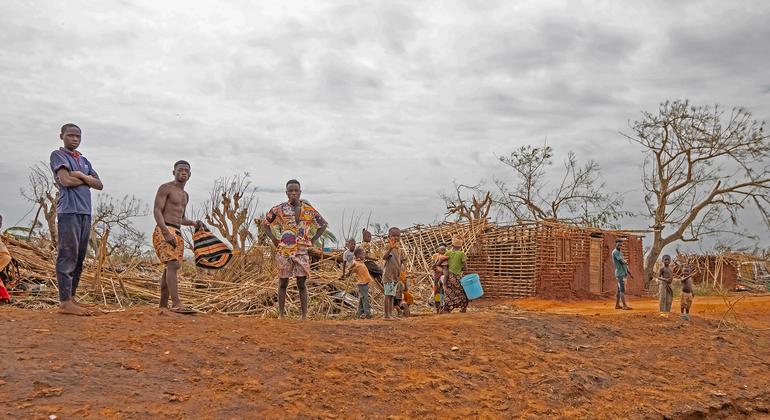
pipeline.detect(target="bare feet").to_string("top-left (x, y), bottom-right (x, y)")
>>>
top-left (71, 298), bottom-right (96, 308)
top-left (58, 300), bottom-right (93, 316)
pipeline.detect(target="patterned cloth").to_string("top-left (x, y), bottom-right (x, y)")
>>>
top-left (152, 225), bottom-right (184, 264)
top-left (383, 282), bottom-right (398, 297)
top-left (431, 253), bottom-right (447, 308)
top-left (443, 272), bottom-right (469, 312)
top-left (0, 239), bottom-right (12, 302)
top-left (192, 226), bottom-right (233, 269)
top-left (276, 249), bottom-right (310, 279)
top-left (264, 200), bottom-right (326, 256)
top-left (433, 274), bottom-right (445, 308)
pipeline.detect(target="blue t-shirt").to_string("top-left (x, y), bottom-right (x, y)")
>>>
top-left (612, 248), bottom-right (628, 278)
top-left (50, 148), bottom-right (98, 215)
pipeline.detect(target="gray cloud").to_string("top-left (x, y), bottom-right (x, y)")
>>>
top-left (1, 0), bottom-right (769, 251)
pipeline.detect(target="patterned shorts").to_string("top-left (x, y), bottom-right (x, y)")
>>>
top-left (681, 292), bottom-right (693, 309)
top-left (383, 282), bottom-right (398, 297)
top-left (152, 225), bottom-right (184, 264)
top-left (276, 250), bottom-right (310, 279)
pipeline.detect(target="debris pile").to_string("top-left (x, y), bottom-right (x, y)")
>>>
top-left (674, 252), bottom-right (770, 292)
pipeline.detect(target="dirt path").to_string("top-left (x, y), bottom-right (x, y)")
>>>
top-left (514, 294), bottom-right (770, 328)
top-left (2, 297), bottom-right (770, 419)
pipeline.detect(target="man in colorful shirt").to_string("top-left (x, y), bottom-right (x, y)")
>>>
top-left (49, 123), bottom-right (103, 316)
top-left (263, 179), bottom-right (328, 320)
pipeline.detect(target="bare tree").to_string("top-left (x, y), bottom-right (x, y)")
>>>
top-left (90, 194), bottom-right (150, 260)
top-left (338, 209), bottom-right (365, 243)
top-left (20, 161), bottom-right (59, 245)
top-left (494, 145), bottom-right (626, 227)
top-left (202, 173), bottom-right (259, 251)
top-left (624, 100), bottom-right (770, 286)
top-left (442, 183), bottom-right (493, 222)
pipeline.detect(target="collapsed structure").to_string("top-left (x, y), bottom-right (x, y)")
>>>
top-left (384, 219), bottom-right (645, 298)
top-left (672, 252), bottom-right (770, 292)
top-left (2, 218), bottom-right (646, 316)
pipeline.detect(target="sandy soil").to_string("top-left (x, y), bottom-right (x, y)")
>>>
top-left (2, 296), bottom-right (770, 419)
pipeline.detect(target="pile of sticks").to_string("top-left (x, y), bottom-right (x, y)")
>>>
top-left (2, 234), bottom-right (439, 318)
top-left (674, 252), bottom-right (770, 292)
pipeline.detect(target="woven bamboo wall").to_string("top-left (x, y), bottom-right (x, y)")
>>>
top-left (533, 222), bottom-right (592, 297)
top-left (468, 223), bottom-right (538, 298)
top-left (362, 219), bottom-right (640, 299)
top-left (362, 220), bottom-right (487, 284)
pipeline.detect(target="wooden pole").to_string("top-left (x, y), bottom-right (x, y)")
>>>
top-left (27, 203), bottom-right (43, 240)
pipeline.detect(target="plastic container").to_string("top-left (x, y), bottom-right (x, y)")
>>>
top-left (460, 273), bottom-right (484, 300)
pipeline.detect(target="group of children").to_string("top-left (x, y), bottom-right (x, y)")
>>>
top-left (341, 227), bottom-right (469, 319)
top-left (656, 254), bottom-right (695, 320)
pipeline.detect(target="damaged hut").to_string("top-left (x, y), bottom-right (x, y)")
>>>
top-left (391, 220), bottom-right (644, 299)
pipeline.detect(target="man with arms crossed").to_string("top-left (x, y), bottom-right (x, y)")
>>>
top-left (50, 123), bottom-right (103, 316)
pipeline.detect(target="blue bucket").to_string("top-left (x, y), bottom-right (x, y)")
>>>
top-left (460, 273), bottom-right (484, 300)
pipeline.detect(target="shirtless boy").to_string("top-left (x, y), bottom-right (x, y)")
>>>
top-left (152, 160), bottom-right (203, 313)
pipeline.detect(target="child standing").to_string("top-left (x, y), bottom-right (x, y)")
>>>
top-left (344, 247), bottom-right (374, 319)
top-left (657, 255), bottom-right (674, 317)
top-left (393, 272), bottom-right (412, 317)
top-left (431, 245), bottom-right (449, 313)
top-left (443, 235), bottom-right (469, 313)
top-left (382, 227), bottom-right (404, 320)
top-left (341, 238), bottom-right (356, 278)
top-left (680, 266), bottom-right (694, 321)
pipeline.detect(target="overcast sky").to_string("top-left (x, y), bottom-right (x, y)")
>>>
top-left (1, 0), bottom-right (769, 252)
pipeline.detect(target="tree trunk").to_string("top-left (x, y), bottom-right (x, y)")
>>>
top-left (44, 207), bottom-right (58, 247)
top-left (643, 231), bottom-right (665, 290)
top-left (28, 203), bottom-right (43, 240)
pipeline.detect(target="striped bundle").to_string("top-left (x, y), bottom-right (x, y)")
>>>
top-left (193, 226), bottom-right (233, 269)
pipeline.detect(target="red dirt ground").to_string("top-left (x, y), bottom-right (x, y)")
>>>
top-left (2, 295), bottom-right (770, 419)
